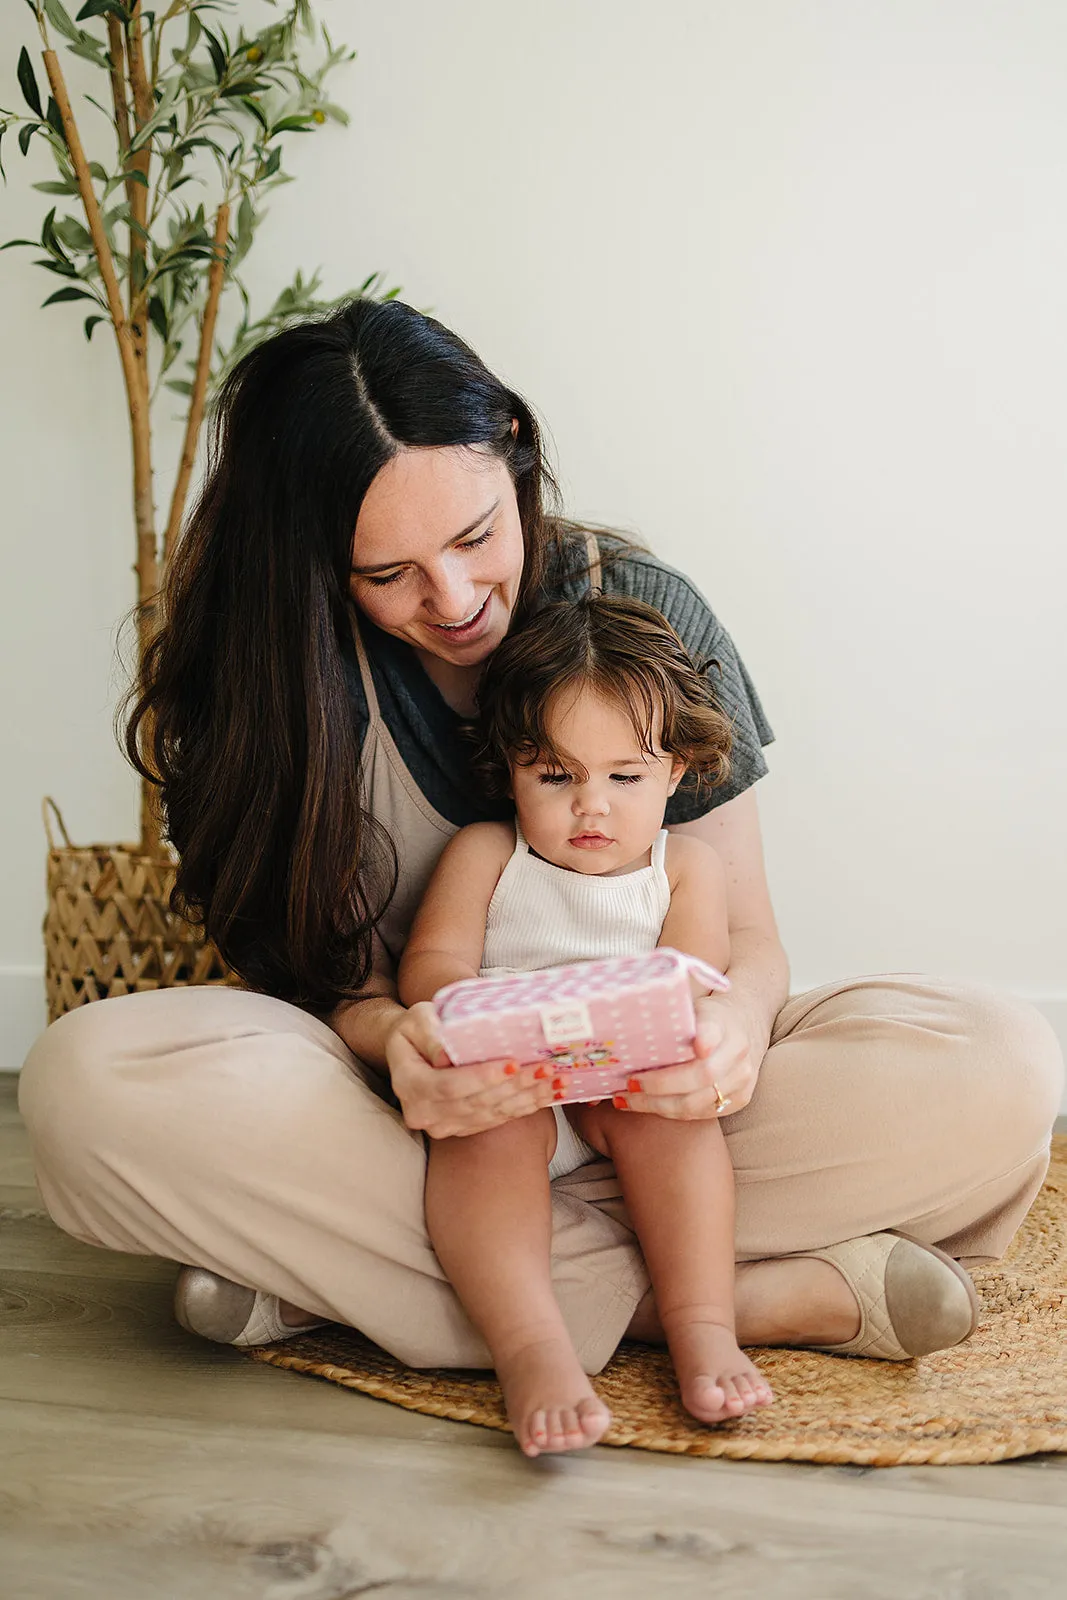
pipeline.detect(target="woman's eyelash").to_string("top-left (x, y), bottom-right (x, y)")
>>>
top-left (360, 527), bottom-right (496, 588)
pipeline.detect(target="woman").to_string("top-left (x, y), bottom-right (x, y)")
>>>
top-left (19, 299), bottom-right (1063, 1377)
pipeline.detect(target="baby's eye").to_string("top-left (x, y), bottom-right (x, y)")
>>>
top-left (611, 773), bottom-right (643, 785)
top-left (538, 771), bottom-right (571, 786)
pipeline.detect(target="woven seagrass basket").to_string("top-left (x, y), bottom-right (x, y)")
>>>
top-left (42, 798), bottom-right (234, 1022)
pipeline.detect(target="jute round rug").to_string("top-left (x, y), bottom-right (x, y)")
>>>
top-left (251, 1135), bottom-right (1067, 1466)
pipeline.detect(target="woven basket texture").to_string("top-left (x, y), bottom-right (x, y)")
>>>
top-left (43, 799), bottom-right (232, 1022)
top-left (252, 1136), bottom-right (1067, 1467)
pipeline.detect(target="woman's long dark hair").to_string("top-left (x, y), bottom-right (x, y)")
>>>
top-left (125, 298), bottom-right (562, 1011)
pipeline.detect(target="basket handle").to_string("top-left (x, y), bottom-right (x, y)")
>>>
top-left (42, 796), bottom-right (74, 851)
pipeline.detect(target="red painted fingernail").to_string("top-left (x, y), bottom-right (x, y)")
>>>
top-left (534, 1065), bottom-right (550, 1080)
top-left (553, 1091), bottom-right (565, 1101)
top-left (503, 1063), bottom-right (518, 1076)
top-left (613, 1095), bottom-right (629, 1110)
top-left (552, 1077), bottom-right (565, 1091)
top-left (627, 1077), bottom-right (642, 1094)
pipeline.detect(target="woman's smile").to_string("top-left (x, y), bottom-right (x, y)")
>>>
top-left (426, 594), bottom-right (492, 641)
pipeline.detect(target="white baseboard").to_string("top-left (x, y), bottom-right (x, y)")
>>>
top-left (2, 969), bottom-right (1066, 1108)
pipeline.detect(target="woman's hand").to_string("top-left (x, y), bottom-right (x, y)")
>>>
top-left (619, 991), bottom-right (765, 1121)
top-left (386, 1001), bottom-right (558, 1140)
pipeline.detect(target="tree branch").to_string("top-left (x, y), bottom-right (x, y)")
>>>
top-left (43, 47), bottom-right (158, 791)
top-left (124, 2), bottom-right (153, 396)
top-left (163, 201), bottom-right (230, 561)
top-left (41, 51), bottom-right (135, 391)
top-left (105, 15), bottom-right (131, 164)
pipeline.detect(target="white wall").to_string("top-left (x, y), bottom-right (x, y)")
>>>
top-left (2, 0), bottom-right (1065, 1077)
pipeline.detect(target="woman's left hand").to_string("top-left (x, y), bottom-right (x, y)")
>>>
top-left (618, 992), bottom-right (764, 1120)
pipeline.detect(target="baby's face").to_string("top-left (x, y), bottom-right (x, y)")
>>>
top-left (509, 684), bottom-right (684, 876)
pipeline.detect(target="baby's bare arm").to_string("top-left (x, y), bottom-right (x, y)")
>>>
top-left (659, 833), bottom-right (731, 973)
top-left (398, 822), bottom-right (513, 1005)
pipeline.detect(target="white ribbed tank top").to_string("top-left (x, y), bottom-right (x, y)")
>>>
top-left (480, 825), bottom-right (671, 976)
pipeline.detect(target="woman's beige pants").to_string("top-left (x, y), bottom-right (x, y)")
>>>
top-left (18, 976), bottom-right (1064, 1373)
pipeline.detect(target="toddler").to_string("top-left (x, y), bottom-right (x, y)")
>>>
top-left (399, 593), bottom-right (774, 1456)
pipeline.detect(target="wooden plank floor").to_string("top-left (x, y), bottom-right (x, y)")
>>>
top-left (3, 1075), bottom-right (1066, 1600)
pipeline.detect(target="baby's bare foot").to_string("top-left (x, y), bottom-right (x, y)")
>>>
top-left (665, 1316), bottom-right (774, 1424)
top-left (495, 1334), bottom-right (612, 1458)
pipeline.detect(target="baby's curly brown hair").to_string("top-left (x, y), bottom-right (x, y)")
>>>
top-left (472, 593), bottom-right (732, 797)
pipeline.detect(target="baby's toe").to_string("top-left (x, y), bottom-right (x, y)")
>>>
top-left (718, 1376), bottom-right (748, 1413)
top-left (559, 1406), bottom-right (584, 1445)
top-left (524, 1409), bottom-right (549, 1456)
top-left (544, 1408), bottom-right (570, 1450)
top-left (730, 1373), bottom-right (761, 1413)
top-left (577, 1398), bottom-right (611, 1442)
top-left (687, 1376), bottom-right (727, 1421)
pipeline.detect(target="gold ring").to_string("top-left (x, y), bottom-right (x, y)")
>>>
top-left (713, 1082), bottom-right (730, 1114)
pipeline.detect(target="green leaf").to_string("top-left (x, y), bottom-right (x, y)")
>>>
top-left (238, 96), bottom-right (269, 131)
top-left (68, 37), bottom-right (110, 68)
top-left (148, 296), bottom-right (169, 340)
top-left (32, 179), bottom-right (78, 195)
top-left (0, 239), bottom-right (38, 251)
top-left (18, 123), bottom-right (38, 157)
top-left (46, 97), bottom-right (67, 145)
top-left (75, 0), bottom-right (128, 20)
top-left (270, 115), bottom-right (313, 134)
top-left (165, 378), bottom-right (194, 395)
top-left (0, 125), bottom-right (6, 184)
top-left (42, 0), bottom-right (81, 42)
top-left (17, 49), bottom-right (44, 119)
top-left (84, 314), bottom-right (106, 341)
top-left (53, 216), bottom-right (93, 252)
top-left (88, 161), bottom-right (109, 184)
top-left (202, 27), bottom-right (227, 81)
top-left (263, 145), bottom-right (282, 177)
top-left (35, 256), bottom-right (79, 277)
top-left (42, 285), bottom-right (97, 306)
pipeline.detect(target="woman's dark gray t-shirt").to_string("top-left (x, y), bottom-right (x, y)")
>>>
top-left (345, 534), bottom-right (774, 827)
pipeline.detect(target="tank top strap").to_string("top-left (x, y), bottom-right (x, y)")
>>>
top-left (349, 609), bottom-right (383, 727)
top-left (512, 817), bottom-right (530, 855)
top-left (651, 828), bottom-right (669, 873)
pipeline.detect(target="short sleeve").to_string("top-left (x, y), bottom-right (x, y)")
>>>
top-left (597, 541), bottom-right (775, 823)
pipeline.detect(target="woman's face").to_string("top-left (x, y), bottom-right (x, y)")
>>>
top-left (349, 446), bottom-right (525, 666)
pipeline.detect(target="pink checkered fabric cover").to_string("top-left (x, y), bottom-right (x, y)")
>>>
top-left (434, 948), bottom-right (730, 1105)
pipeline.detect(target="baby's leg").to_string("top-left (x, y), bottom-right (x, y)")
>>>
top-left (571, 1104), bottom-right (773, 1424)
top-left (425, 1109), bottom-right (611, 1457)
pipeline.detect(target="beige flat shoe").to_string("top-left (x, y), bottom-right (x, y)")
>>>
top-left (174, 1266), bottom-right (328, 1348)
top-left (796, 1231), bottom-right (980, 1360)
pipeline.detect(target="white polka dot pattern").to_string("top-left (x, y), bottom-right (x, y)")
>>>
top-left (434, 949), bottom-right (729, 1103)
